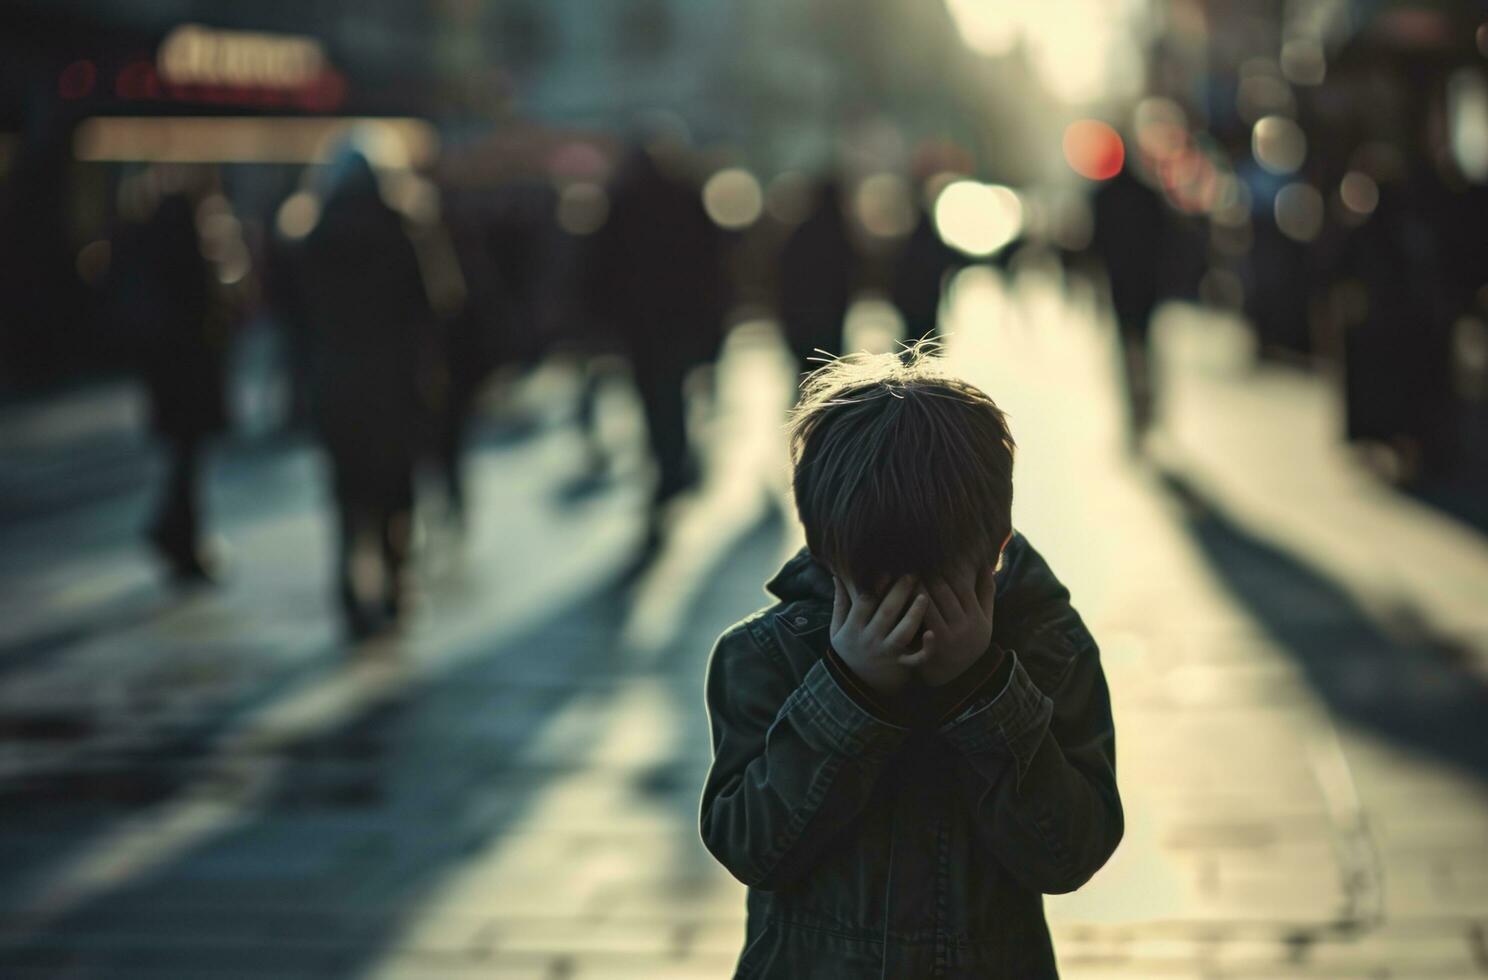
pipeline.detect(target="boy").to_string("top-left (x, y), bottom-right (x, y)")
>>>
top-left (699, 347), bottom-right (1122, 978)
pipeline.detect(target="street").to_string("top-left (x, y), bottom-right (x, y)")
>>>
top-left (3, 266), bottom-right (1487, 978)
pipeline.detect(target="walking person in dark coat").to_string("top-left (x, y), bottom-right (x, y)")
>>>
top-left (589, 139), bottom-right (726, 554)
top-left (1090, 162), bottom-right (1169, 450)
top-left (128, 175), bottom-right (231, 582)
top-left (302, 148), bottom-right (438, 640)
top-left (1334, 166), bottom-right (1453, 481)
top-left (778, 177), bottom-right (854, 380)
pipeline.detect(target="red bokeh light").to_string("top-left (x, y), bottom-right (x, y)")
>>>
top-left (1062, 120), bottom-right (1125, 181)
top-left (58, 60), bottom-right (97, 100)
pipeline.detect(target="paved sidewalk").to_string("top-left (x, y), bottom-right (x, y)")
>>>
top-left (1, 271), bottom-right (1486, 978)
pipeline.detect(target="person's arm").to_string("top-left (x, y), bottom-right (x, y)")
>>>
top-left (699, 619), bottom-right (909, 892)
top-left (938, 539), bottom-right (1123, 894)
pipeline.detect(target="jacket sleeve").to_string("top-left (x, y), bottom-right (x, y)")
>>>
top-left (699, 619), bottom-right (910, 891)
top-left (937, 540), bottom-right (1123, 895)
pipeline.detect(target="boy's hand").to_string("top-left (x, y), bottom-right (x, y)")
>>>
top-left (831, 574), bottom-right (930, 696)
top-left (904, 563), bottom-right (997, 687)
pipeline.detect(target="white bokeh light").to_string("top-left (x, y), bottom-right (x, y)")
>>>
top-left (933, 180), bottom-right (1024, 257)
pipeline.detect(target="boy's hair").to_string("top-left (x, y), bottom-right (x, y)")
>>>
top-left (787, 342), bottom-right (1015, 586)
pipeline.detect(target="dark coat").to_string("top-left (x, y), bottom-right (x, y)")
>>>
top-left (779, 188), bottom-right (854, 363)
top-left (302, 160), bottom-right (435, 491)
top-left (588, 149), bottom-right (727, 370)
top-left (131, 193), bottom-right (228, 441)
top-left (700, 532), bottom-right (1123, 978)
top-left (1091, 168), bottom-right (1167, 333)
top-left (1336, 175), bottom-right (1453, 463)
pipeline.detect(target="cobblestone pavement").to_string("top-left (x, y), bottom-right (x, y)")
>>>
top-left (2, 268), bottom-right (1487, 978)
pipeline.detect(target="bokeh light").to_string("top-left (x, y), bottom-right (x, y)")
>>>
top-left (1252, 115), bottom-right (1307, 174)
top-left (1063, 120), bottom-right (1124, 181)
top-left (1280, 38), bottom-right (1326, 86)
top-left (943, 0), bottom-right (1019, 56)
top-left (702, 167), bottom-right (763, 230)
top-left (1338, 171), bottom-right (1379, 217)
top-left (1448, 68), bottom-right (1488, 183)
top-left (943, 0), bottom-right (1143, 104)
top-left (556, 181), bottom-right (610, 236)
top-left (933, 180), bottom-right (1023, 257)
top-left (274, 190), bottom-right (320, 240)
top-left (1274, 182), bottom-right (1324, 242)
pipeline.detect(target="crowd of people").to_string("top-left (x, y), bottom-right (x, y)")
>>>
top-left (104, 82), bottom-right (1487, 641)
top-left (110, 127), bottom-right (982, 642)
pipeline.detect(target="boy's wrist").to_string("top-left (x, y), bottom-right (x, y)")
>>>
top-left (923, 643), bottom-right (1011, 726)
top-left (824, 644), bottom-right (904, 724)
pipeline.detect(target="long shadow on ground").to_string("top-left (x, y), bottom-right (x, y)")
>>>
top-left (1157, 465), bottom-right (1488, 783)
top-left (0, 510), bottom-right (786, 979)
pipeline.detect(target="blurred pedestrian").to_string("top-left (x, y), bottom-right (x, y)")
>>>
top-left (890, 185), bottom-right (964, 343)
top-left (778, 177), bottom-right (854, 381)
top-left (1090, 162), bottom-right (1169, 450)
top-left (124, 171), bottom-right (232, 582)
top-left (429, 208), bottom-right (503, 526)
top-left (302, 147), bottom-right (440, 640)
top-left (1333, 162), bottom-right (1454, 482)
top-left (589, 136), bottom-right (727, 554)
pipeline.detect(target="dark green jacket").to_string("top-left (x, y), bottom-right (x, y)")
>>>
top-left (699, 533), bottom-right (1122, 978)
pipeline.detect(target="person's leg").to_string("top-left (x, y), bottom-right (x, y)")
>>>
top-left (575, 357), bottom-right (604, 452)
top-left (634, 357), bottom-right (693, 507)
top-left (150, 434), bottom-right (210, 578)
top-left (332, 458), bottom-right (383, 640)
top-left (380, 470), bottom-right (416, 622)
top-left (336, 493), bottom-right (370, 638)
top-left (1116, 316), bottom-right (1155, 450)
top-left (438, 396), bottom-right (469, 523)
top-left (623, 352), bottom-right (692, 568)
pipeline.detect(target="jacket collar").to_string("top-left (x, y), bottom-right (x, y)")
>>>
top-left (765, 547), bottom-right (834, 604)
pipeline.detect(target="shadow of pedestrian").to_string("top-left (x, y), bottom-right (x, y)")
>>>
top-left (0, 582), bottom-right (175, 678)
top-left (1155, 465), bottom-right (1488, 783)
top-left (0, 507), bottom-right (788, 976)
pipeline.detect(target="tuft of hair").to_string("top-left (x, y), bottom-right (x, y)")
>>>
top-left (786, 340), bottom-right (1015, 586)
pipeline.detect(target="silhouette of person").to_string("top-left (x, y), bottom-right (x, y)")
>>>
top-left (302, 147), bottom-right (438, 640)
top-left (778, 177), bottom-right (855, 380)
top-left (1334, 167), bottom-right (1452, 481)
top-left (431, 207), bottom-right (507, 524)
top-left (890, 192), bottom-right (964, 343)
top-left (128, 174), bottom-right (230, 582)
top-left (1090, 162), bottom-right (1169, 449)
top-left (588, 138), bottom-right (726, 551)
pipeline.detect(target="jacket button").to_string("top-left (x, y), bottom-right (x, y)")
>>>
top-left (794, 616), bottom-right (808, 627)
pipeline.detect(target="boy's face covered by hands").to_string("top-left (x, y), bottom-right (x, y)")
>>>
top-left (830, 561), bottom-right (998, 695)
